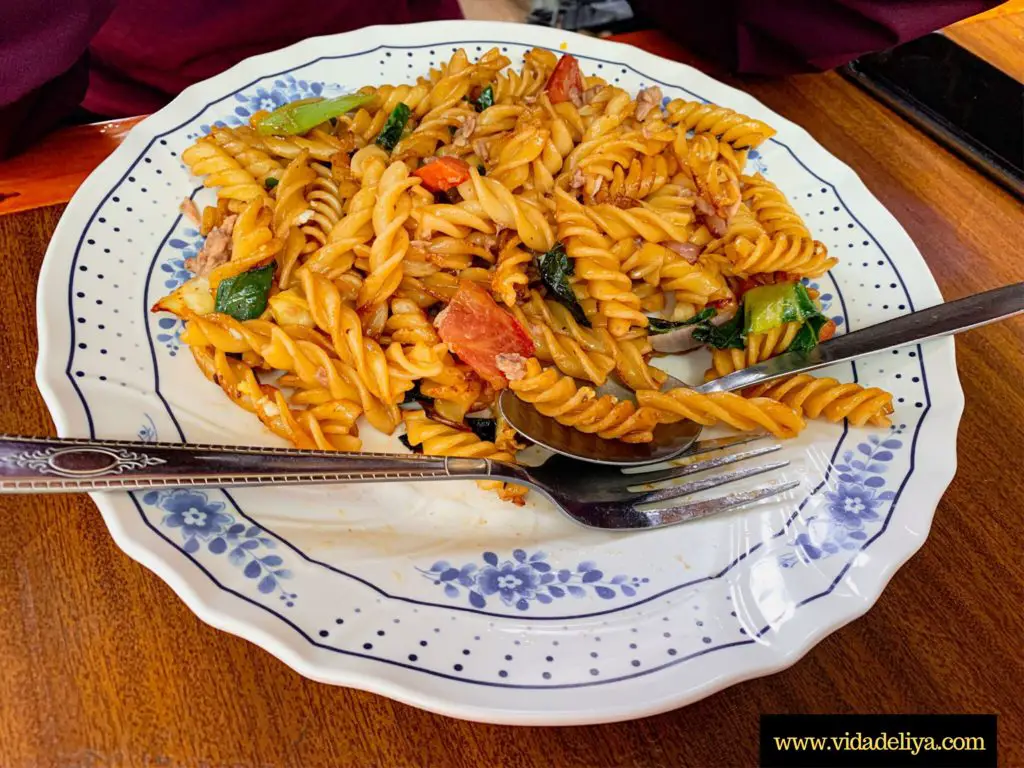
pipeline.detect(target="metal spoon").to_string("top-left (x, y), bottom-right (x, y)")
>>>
top-left (499, 282), bottom-right (1024, 466)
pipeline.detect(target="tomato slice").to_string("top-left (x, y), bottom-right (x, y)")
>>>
top-left (545, 54), bottom-right (584, 105)
top-left (436, 280), bottom-right (535, 389)
top-left (412, 156), bottom-right (471, 192)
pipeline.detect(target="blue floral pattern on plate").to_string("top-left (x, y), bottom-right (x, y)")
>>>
top-left (138, 414), bottom-right (157, 443)
top-left (143, 488), bottom-right (298, 604)
top-left (155, 228), bottom-right (204, 355)
top-left (418, 550), bottom-right (647, 611)
top-left (747, 148), bottom-right (768, 174)
top-left (780, 435), bottom-right (901, 567)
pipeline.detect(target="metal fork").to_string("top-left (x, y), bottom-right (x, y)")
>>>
top-left (0, 433), bottom-right (797, 530)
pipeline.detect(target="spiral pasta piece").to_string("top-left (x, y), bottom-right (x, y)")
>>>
top-left (554, 188), bottom-right (646, 336)
top-left (636, 388), bottom-right (805, 439)
top-left (744, 374), bottom-right (894, 427)
top-left (300, 271), bottom-right (403, 432)
top-left (664, 99), bottom-right (776, 149)
top-left (509, 358), bottom-right (660, 443)
top-left (705, 322), bottom-right (802, 380)
top-left (190, 345), bottom-right (362, 451)
top-left (460, 166), bottom-right (554, 252)
top-left (741, 174), bottom-right (811, 238)
top-left (208, 126), bottom-right (284, 185)
top-left (403, 410), bottom-right (527, 503)
top-left (298, 145), bottom-right (388, 281)
top-left (272, 150), bottom-right (315, 238)
top-left (357, 161), bottom-right (420, 308)
top-left (301, 161), bottom-right (351, 252)
top-left (718, 234), bottom-right (837, 279)
top-left (182, 139), bottom-right (267, 202)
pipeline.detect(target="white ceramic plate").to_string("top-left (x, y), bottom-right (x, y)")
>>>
top-left (35, 20), bottom-right (962, 725)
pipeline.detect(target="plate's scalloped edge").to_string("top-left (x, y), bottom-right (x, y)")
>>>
top-left (34, 20), bottom-right (965, 725)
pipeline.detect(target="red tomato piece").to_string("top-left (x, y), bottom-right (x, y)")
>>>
top-left (545, 54), bottom-right (584, 105)
top-left (412, 156), bottom-right (471, 192)
top-left (436, 280), bottom-right (535, 389)
top-left (818, 318), bottom-right (837, 342)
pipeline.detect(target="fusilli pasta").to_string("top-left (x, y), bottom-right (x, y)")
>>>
top-left (155, 46), bottom-right (893, 505)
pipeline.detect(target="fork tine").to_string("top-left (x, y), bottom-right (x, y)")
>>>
top-left (623, 443), bottom-right (782, 487)
top-left (684, 432), bottom-right (770, 458)
top-left (629, 460), bottom-right (789, 506)
top-left (637, 480), bottom-right (801, 527)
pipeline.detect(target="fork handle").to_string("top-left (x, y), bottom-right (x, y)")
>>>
top-left (0, 435), bottom-right (500, 493)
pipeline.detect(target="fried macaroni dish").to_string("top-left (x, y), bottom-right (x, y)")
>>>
top-left (154, 47), bottom-right (894, 504)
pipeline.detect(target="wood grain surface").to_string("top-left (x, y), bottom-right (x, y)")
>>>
top-left (2, 32), bottom-right (1024, 768)
top-left (0, 117), bottom-right (146, 217)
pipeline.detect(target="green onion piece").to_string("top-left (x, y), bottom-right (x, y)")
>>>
top-left (376, 103), bottom-right (412, 151)
top-left (256, 92), bottom-right (374, 136)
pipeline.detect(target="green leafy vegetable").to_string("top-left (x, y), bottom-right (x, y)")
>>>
top-left (538, 242), bottom-right (590, 327)
top-left (256, 93), bottom-right (374, 136)
top-left (647, 308), bottom-right (716, 335)
top-left (787, 314), bottom-right (829, 355)
top-left (742, 281), bottom-right (818, 335)
top-left (376, 103), bottom-right (412, 151)
top-left (465, 417), bottom-right (496, 443)
top-left (264, 177), bottom-right (279, 190)
top-left (474, 85), bottom-right (494, 112)
top-left (692, 308), bottom-right (745, 349)
top-left (214, 264), bottom-right (275, 321)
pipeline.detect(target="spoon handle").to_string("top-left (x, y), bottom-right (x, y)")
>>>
top-left (697, 282), bottom-right (1024, 394)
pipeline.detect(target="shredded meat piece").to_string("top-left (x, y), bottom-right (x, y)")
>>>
top-left (570, 168), bottom-right (585, 190)
top-left (473, 138), bottom-right (490, 163)
top-left (706, 214), bottom-right (728, 238)
top-left (582, 85), bottom-right (603, 105)
top-left (568, 84), bottom-right (583, 108)
top-left (494, 353), bottom-right (528, 382)
top-left (179, 198), bottom-right (201, 226)
top-left (635, 86), bottom-right (663, 121)
top-left (184, 215), bottom-right (236, 276)
top-left (694, 197), bottom-right (715, 217)
top-left (665, 241), bottom-right (702, 263)
top-left (453, 114), bottom-right (477, 148)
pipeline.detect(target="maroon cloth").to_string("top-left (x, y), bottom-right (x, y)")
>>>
top-left (631, 0), bottom-right (1002, 75)
top-left (0, 0), bottom-right (462, 158)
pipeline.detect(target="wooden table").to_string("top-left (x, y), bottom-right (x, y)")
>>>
top-left (2, 23), bottom-right (1023, 768)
